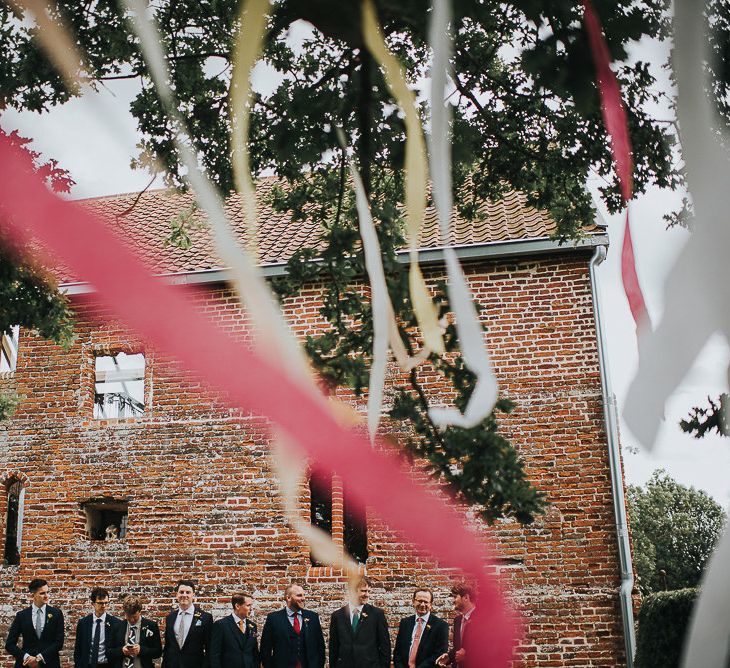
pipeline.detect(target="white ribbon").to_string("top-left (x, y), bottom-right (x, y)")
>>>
top-left (618, 1), bottom-right (730, 664)
top-left (426, 0), bottom-right (498, 429)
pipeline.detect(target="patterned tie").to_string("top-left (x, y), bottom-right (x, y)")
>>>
top-left (176, 612), bottom-right (187, 648)
top-left (408, 618), bottom-right (424, 668)
top-left (91, 618), bottom-right (102, 667)
top-left (352, 609), bottom-right (360, 632)
top-left (124, 626), bottom-right (136, 668)
top-left (238, 619), bottom-right (246, 634)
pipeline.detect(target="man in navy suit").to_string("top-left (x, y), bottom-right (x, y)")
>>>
top-left (161, 580), bottom-right (213, 668)
top-left (260, 583), bottom-right (325, 668)
top-left (210, 593), bottom-right (259, 668)
top-left (393, 588), bottom-right (448, 668)
top-left (107, 595), bottom-right (162, 668)
top-left (329, 577), bottom-right (390, 668)
top-left (74, 586), bottom-right (123, 668)
top-left (5, 578), bottom-right (65, 668)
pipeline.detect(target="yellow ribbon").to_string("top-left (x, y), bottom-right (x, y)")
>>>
top-left (362, 0), bottom-right (445, 355)
top-left (230, 0), bottom-right (272, 254)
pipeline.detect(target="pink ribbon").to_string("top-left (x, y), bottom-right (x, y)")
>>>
top-left (0, 131), bottom-right (517, 665)
top-left (583, 0), bottom-right (649, 329)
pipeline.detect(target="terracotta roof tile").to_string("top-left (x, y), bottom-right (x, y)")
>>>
top-left (61, 179), bottom-right (593, 284)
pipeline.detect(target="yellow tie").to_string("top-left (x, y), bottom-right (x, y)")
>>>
top-left (238, 619), bottom-right (245, 634)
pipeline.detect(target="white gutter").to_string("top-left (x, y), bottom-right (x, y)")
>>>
top-left (589, 244), bottom-right (636, 667)
top-left (61, 234), bottom-right (608, 294)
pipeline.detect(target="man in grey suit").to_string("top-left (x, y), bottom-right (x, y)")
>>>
top-left (329, 577), bottom-right (390, 668)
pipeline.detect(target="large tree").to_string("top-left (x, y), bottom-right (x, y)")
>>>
top-left (0, 0), bottom-right (691, 522)
top-left (628, 470), bottom-right (726, 595)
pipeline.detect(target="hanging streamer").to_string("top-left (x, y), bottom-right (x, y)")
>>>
top-left (583, 0), bottom-right (650, 333)
top-left (7, 0), bottom-right (83, 90)
top-left (123, 0), bottom-right (303, 376)
top-left (361, 0), bottom-right (445, 356)
top-left (344, 141), bottom-right (391, 443)
top-left (617, 0), bottom-right (730, 664)
top-left (230, 0), bottom-right (272, 253)
top-left (125, 0), bottom-right (361, 582)
top-left (0, 132), bottom-right (518, 665)
top-left (338, 130), bottom-right (435, 441)
top-left (426, 0), bottom-right (499, 429)
top-left (229, 0), bottom-right (362, 579)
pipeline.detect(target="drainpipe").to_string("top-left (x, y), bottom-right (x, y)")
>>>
top-left (589, 244), bottom-right (636, 667)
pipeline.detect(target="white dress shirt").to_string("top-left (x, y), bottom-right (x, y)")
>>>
top-left (232, 612), bottom-right (248, 634)
top-left (25, 605), bottom-right (47, 662)
top-left (175, 607), bottom-right (193, 645)
top-left (410, 612), bottom-right (430, 647)
top-left (91, 612), bottom-right (108, 663)
top-left (350, 605), bottom-right (363, 626)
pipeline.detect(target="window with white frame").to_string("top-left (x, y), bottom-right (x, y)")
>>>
top-left (94, 352), bottom-right (145, 419)
top-left (0, 326), bottom-right (19, 373)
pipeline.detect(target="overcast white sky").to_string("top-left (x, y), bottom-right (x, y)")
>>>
top-left (2, 25), bottom-right (728, 506)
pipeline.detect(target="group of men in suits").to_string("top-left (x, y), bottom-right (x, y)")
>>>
top-left (4, 577), bottom-right (479, 668)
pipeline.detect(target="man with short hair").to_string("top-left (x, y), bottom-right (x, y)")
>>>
top-left (436, 583), bottom-right (478, 668)
top-left (259, 583), bottom-right (325, 668)
top-left (329, 577), bottom-right (390, 668)
top-left (108, 595), bottom-right (162, 668)
top-left (161, 580), bottom-right (213, 668)
top-left (5, 578), bottom-right (65, 668)
top-left (209, 593), bottom-right (258, 668)
top-left (74, 586), bottom-right (123, 668)
top-left (393, 588), bottom-right (448, 668)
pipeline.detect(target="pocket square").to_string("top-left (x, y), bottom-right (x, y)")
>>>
top-left (195, 620), bottom-right (202, 627)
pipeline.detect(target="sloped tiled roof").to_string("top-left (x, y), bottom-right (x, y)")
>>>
top-left (63, 178), bottom-right (584, 284)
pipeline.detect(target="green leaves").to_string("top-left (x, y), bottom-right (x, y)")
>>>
top-left (628, 470), bottom-right (727, 594)
top-left (0, 0), bottom-right (696, 523)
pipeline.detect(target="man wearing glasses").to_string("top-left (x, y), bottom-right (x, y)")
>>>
top-left (74, 587), bottom-right (123, 668)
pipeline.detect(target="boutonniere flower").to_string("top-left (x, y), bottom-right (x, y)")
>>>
top-left (194, 612), bottom-right (201, 618)
top-left (360, 612), bottom-right (368, 619)
top-left (303, 618), bottom-right (310, 624)
top-left (144, 627), bottom-right (153, 638)
top-left (47, 613), bottom-right (53, 620)
top-left (426, 625), bottom-right (431, 630)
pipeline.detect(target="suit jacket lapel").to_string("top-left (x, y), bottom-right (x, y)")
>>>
top-left (415, 616), bottom-right (432, 660)
top-left (228, 615), bottom-right (246, 650)
top-left (169, 610), bottom-right (180, 648)
top-left (39, 608), bottom-right (54, 640)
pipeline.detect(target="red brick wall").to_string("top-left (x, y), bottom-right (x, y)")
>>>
top-left (0, 251), bottom-right (628, 666)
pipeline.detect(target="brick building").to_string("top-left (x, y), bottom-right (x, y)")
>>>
top-left (0, 186), bottom-right (633, 666)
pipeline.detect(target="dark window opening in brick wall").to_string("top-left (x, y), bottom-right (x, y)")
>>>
top-left (309, 469), bottom-right (333, 565)
top-left (0, 325), bottom-right (19, 373)
top-left (309, 469), bottom-right (368, 566)
top-left (82, 500), bottom-right (129, 540)
top-left (3, 479), bottom-right (24, 566)
top-left (94, 351), bottom-right (145, 419)
top-left (344, 490), bottom-right (368, 564)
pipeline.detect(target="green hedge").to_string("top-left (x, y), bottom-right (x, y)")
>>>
top-left (634, 588), bottom-right (698, 668)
